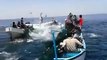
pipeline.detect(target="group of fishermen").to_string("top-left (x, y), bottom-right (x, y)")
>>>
top-left (65, 13), bottom-right (83, 37)
top-left (12, 17), bottom-right (26, 29)
top-left (58, 13), bottom-right (84, 53)
top-left (12, 13), bottom-right (84, 53)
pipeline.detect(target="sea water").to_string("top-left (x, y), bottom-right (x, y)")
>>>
top-left (0, 16), bottom-right (107, 60)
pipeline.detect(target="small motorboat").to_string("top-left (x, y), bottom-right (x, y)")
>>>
top-left (5, 27), bottom-right (24, 39)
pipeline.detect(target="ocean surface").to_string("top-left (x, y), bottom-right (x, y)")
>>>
top-left (0, 16), bottom-right (107, 60)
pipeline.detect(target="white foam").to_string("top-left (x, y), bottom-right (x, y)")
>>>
top-left (0, 51), bottom-right (11, 56)
top-left (34, 58), bottom-right (39, 60)
top-left (8, 22), bottom-right (63, 43)
top-left (0, 51), bottom-right (19, 60)
top-left (9, 39), bottom-right (24, 43)
top-left (90, 33), bottom-right (98, 37)
top-left (87, 33), bottom-right (100, 38)
top-left (29, 22), bottom-right (64, 41)
top-left (27, 39), bottom-right (34, 43)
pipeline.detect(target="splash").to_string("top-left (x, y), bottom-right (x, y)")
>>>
top-left (29, 22), bottom-right (64, 41)
top-left (26, 39), bottom-right (34, 43)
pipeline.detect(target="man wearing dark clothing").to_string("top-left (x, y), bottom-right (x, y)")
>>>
top-left (65, 13), bottom-right (76, 37)
top-left (12, 22), bottom-right (17, 28)
top-left (20, 17), bottom-right (26, 28)
top-left (17, 21), bottom-right (21, 28)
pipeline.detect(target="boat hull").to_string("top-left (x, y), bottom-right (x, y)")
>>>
top-left (5, 27), bottom-right (24, 39)
top-left (73, 51), bottom-right (86, 60)
top-left (56, 51), bottom-right (86, 60)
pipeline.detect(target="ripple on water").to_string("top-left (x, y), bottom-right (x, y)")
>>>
top-left (0, 51), bottom-right (19, 60)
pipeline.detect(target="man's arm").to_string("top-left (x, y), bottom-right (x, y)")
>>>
top-left (75, 39), bottom-right (83, 46)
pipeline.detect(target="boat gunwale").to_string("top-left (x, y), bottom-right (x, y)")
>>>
top-left (56, 48), bottom-right (86, 60)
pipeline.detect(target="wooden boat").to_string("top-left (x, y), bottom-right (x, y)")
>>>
top-left (5, 27), bottom-right (24, 39)
top-left (53, 33), bottom-right (86, 60)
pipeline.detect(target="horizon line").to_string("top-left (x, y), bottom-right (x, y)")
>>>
top-left (0, 13), bottom-right (107, 20)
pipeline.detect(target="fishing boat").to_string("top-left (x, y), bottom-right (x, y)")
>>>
top-left (52, 30), bottom-right (86, 60)
top-left (5, 27), bottom-right (24, 39)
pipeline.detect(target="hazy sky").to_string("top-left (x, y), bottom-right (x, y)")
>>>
top-left (0, 0), bottom-right (106, 19)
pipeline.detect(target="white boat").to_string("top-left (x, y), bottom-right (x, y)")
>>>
top-left (5, 27), bottom-right (24, 39)
top-left (54, 33), bottom-right (86, 60)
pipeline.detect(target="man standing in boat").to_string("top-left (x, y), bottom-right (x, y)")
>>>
top-left (17, 21), bottom-right (21, 28)
top-left (79, 15), bottom-right (83, 29)
top-left (65, 13), bottom-right (76, 37)
top-left (20, 17), bottom-right (26, 29)
top-left (12, 22), bottom-right (17, 28)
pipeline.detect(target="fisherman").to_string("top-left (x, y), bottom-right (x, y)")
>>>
top-left (65, 13), bottom-right (76, 37)
top-left (20, 17), bottom-right (26, 29)
top-left (78, 15), bottom-right (83, 29)
top-left (59, 37), bottom-right (83, 53)
top-left (73, 15), bottom-right (82, 36)
top-left (17, 21), bottom-right (21, 28)
top-left (73, 15), bottom-right (78, 25)
top-left (12, 22), bottom-right (17, 28)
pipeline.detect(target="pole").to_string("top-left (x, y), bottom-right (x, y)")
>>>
top-left (51, 30), bottom-right (57, 60)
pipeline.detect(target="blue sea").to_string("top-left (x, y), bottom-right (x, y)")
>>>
top-left (0, 15), bottom-right (107, 60)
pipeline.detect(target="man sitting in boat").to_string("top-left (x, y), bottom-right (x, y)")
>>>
top-left (12, 22), bottom-right (17, 28)
top-left (59, 37), bottom-right (83, 53)
top-left (17, 21), bottom-right (21, 28)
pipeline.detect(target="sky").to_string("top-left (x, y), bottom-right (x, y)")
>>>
top-left (0, 0), bottom-right (106, 19)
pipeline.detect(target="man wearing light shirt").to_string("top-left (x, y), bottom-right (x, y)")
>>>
top-left (60, 37), bottom-right (83, 52)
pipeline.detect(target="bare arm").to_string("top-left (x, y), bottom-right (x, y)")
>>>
top-left (75, 39), bottom-right (83, 46)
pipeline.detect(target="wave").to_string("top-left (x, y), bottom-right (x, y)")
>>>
top-left (29, 22), bottom-right (64, 41)
top-left (9, 39), bottom-right (24, 43)
top-left (0, 51), bottom-right (19, 60)
top-left (86, 33), bottom-right (101, 38)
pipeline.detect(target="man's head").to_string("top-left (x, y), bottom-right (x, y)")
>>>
top-left (69, 13), bottom-right (73, 17)
top-left (79, 15), bottom-right (82, 18)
